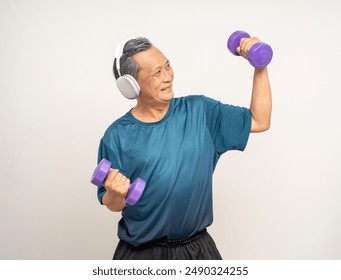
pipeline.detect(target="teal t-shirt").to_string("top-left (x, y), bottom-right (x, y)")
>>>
top-left (97, 95), bottom-right (251, 246)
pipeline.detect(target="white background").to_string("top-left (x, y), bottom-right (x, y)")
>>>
top-left (1, 0), bottom-right (340, 259)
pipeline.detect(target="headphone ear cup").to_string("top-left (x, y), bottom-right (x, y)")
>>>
top-left (116, 75), bottom-right (140, 99)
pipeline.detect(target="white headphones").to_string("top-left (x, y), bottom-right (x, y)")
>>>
top-left (114, 39), bottom-right (140, 99)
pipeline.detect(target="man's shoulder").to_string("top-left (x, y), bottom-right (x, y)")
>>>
top-left (173, 94), bottom-right (206, 107)
top-left (176, 94), bottom-right (204, 101)
top-left (102, 112), bottom-right (132, 138)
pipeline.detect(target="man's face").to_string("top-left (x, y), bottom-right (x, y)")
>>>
top-left (133, 46), bottom-right (174, 104)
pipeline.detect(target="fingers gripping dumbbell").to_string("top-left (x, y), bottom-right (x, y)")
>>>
top-left (227, 30), bottom-right (273, 68)
top-left (91, 159), bottom-right (146, 206)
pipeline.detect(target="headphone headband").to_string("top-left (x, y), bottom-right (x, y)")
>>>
top-left (114, 39), bottom-right (130, 77)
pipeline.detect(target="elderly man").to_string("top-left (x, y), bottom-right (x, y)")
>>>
top-left (96, 37), bottom-right (271, 259)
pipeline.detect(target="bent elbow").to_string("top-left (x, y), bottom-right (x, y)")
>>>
top-left (251, 118), bottom-right (271, 133)
top-left (262, 121), bottom-right (271, 132)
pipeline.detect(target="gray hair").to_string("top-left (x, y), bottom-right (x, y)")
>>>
top-left (113, 37), bottom-right (152, 80)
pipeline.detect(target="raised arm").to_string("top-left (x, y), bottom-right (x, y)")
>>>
top-left (249, 67), bottom-right (272, 132)
top-left (237, 37), bottom-right (272, 133)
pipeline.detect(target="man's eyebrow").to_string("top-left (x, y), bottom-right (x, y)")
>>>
top-left (151, 60), bottom-right (170, 74)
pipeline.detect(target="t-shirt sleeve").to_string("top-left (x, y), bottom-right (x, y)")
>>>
top-left (201, 95), bottom-right (252, 155)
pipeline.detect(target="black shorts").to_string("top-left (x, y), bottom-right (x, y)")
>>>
top-left (113, 229), bottom-right (222, 260)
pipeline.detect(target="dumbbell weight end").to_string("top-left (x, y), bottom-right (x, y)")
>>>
top-left (91, 159), bottom-right (111, 186)
top-left (248, 42), bottom-right (273, 68)
top-left (227, 30), bottom-right (251, 56)
top-left (125, 178), bottom-right (146, 205)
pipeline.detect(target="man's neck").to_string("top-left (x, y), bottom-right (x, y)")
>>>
top-left (131, 100), bottom-right (171, 123)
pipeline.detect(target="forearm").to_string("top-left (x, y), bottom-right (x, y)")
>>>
top-left (250, 67), bottom-right (272, 132)
top-left (102, 190), bottom-right (126, 212)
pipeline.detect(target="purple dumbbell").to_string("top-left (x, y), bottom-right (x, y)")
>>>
top-left (227, 30), bottom-right (273, 68)
top-left (91, 159), bottom-right (146, 206)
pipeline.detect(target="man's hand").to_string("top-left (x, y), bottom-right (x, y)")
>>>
top-left (102, 169), bottom-right (130, 212)
top-left (236, 37), bottom-right (261, 60)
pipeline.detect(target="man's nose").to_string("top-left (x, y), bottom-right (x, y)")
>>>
top-left (163, 69), bottom-right (172, 82)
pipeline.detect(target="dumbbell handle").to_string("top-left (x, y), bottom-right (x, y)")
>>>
top-left (90, 159), bottom-right (146, 205)
top-left (227, 30), bottom-right (273, 68)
